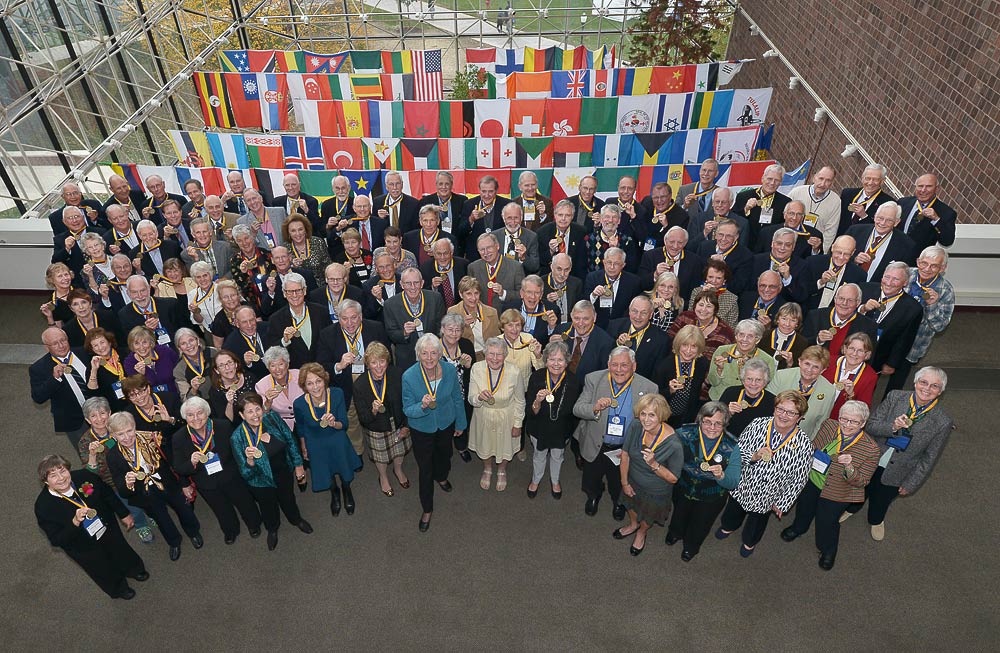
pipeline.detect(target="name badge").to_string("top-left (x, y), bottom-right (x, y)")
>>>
top-left (887, 434), bottom-right (911, 451)
top-left (152, 384), bottom-right (169, 394)
top-left (759, 207), bottom-right (774, 224)
top-left (599, 295), bottom-right (614, 308)
top-left (876, 328), bottom-right (884, 341)
top-left (351, 362), bottom-right (366, 375)
top-left (643, 238), bottom-right (656, 251)
top-left (155, 327), bottom-right (171, 345)
top-left (356, 269), bottom-right (369, 280)
top-left (811, 449), bottom-right (831, 474)
top-left (112, 380), bottom-right (124, 399)
top-left (824, 279), bottom-right (837, 290)
top-left (524, 205), bottom-right (535, 222)
top-left (83, 515), bottom-right (106, 539)
top-left (205, 452), bottom-right (223, 475)
top-left (606, 415), bottom-right (624, 437)
top-left (264, 233), bottom-right (276, 248)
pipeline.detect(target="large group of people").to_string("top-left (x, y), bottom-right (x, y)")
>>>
top-left (32, 162), bottom-right (958, 598)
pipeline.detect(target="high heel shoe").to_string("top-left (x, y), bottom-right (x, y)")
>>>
top-left (330, 485), bottom-right (342, 516)
top-left (343, 483), bottom-right (356, 515)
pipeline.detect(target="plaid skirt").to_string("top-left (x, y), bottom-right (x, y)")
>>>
top-left (365, 428), bottom-right (412, 464)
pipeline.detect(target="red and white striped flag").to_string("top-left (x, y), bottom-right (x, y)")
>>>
top-left (412, 49), bottom-right (444, 101)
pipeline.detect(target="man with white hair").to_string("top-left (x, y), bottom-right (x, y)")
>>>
top-left (677, 158), bottom-right (720, 226)
top-left (320, 175), bottom-right (355, 227)
top-left (733, 163), bottom-right (790, 250)
top-left (141, 174), bottom-right (185, 223)
top-left (838, 163), bottom-right (894, 235)
top-left (51, 206), bottom-right (102, 276)
top-left (236, 188), bottom-right (287, 249)
top-left (134, 218), bottom-right (181, 279)
top-left (858, 261), bottom-right (923, 377)
top-left (567, 175), bottom-right (605, 231)
top-left (536, 199), bottom-right (588, 279)
top-left (117, 274), bottom-right (188, 343)
top-left (418, 238), bottom-right (469, 309)
top-left (468, 232), bottom-right (524, 309)
top-left (266, 271), bottom-right (331, 368)
top-left (847, 201), bottom-right (917, 282)
top-left (102, 203), bottom-right (141, 255)
top-left (511, 171), bottom-right (552, 231)
top-left (638, 226), bottom-right (704, 298)
top-left (374, 171), bottom-right (420, 233)
top-left (756, 199), bottom-right (824, 260)
top-left (417, 171), bottom-right (468, 235)
top-left (48, 181), bottom-right (106, 233)
top-left (801, 283), bottom-right (878, 352)
top-left (497, 202), bottom-right (540, 274)
top-left (789, 165), bottom-right (841, 252)
top-left (181, 216), bottom-right (234, 280)
top-left (103, 173), bottom-right (146, 224)
top-left (30, 327), bottom-right (93, 447)
top-left (792, 234), bottom-right (866, 311)
top-left (583, 246), bottom-right (640, 330)
top-left (457, 175), bottom-right (511, 260)
top-left (898, 173), bottom-right (958, 253)
top-left (270, 172), bottom-right (321, 234)
top-left (686, 186), bottom-right (750, 253)
top-left (383, 267), bottom-right (446, 370)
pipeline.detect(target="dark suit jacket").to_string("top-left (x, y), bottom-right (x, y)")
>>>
top-left (29, 348), bottom-right (92, 431)
top-left (259, 267), bottom-right (319, 317)
top-left (271, 192), bottom-right (321, 235)
top-left (141, 193), bottom-right (187, 224)
top-left (791, 254), bottom-right (868, 311)
top-left (118, 297), bottom-right (189, 343)
top-left (418, 257), bottom-right (469, 308)
top-left (801, 308), bottom-right (878, 349)
top-left (222, 327), bottom-right (270, 384)
top-left (695, 240), bottom-right (754, 293)
top-left (535, 222), bottom-right (588, 279)
top-left (102, 227), bottom-right (141, 258)
top-left (171, 420), bottom-right (242, 491)
top-left (858, 283), bottom-right (924, 370)
top-left (307, 284), bottom-right (366, 322)
top-left (468, 257), bottom-right (525, 309)
top-left (48, 200), bottom-right (108, 233)
top-left (315, 320), bottom-right (391, 405)
top-left (501, 298), bottom-right (562, 346)
top-left (417, 192), bottom-right (469, 231)
top-left (756, 223), bottom-right (824, 260)
top-left (382, 291), bottom-right (446, 370)
top-left (374, 193), bottom-right (421, 233)
top-left (511, 193), bottom-right (553, 231)
top-left (402, 228), bottom-right (457, 265)
top-left (327, 216), bottom-right (387, 260)
top-left (568, 195), bottom-right (606, 232)
top-left (837, 187), bottom-right (894, 236)
top-left (319, 195), bottom-right (356, 222)
top-left (543, 274), bottom-right (583, 315)
top-left (654, 354), bottom-right (710, 426)
top-left (631, 204), bottom-right (691, 251)
top-left (556, 323), bottom-right (614, 382)
top-left (846, 225), bottom-right (917, 283)
top-left (582, 270), bottom-right (641, 329)
top-left (360, 276), bottom-right (402, 320)
top-left (733, 188), bottom-right (791, 251)
top-left (898, 196), bottom-right (957, 252)
top-left (608, 317), bottom-right (671, 379)
top-left (750, 253), bottom-right (804, 299)
top-left (51, 227), bottom-right (103, 283)
top-left (137, 240), bottom-right (182, 279)
top-left (737, 291), bottom-right (788, 322)
top-left (686, 211), bottom-right (751, 253)
top-left (102, 190), bottom-right (147, 221)
top-left (265, 302), bottom-right (332, 368)
top-left (456, 196), bottom-right (512, 260)
top-left (637, 248), bottom-right (704, 299)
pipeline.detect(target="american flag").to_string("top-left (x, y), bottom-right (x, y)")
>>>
top-left (412, 49), bottom-right (444, 101)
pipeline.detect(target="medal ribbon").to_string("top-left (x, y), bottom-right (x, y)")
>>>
top-left (766, 418), bottom-right (798, 453)
top-left (292, 239), bottom-right (311, 260)
top-left (243, 422), bottom-right (262, 449)
top-left (836, 426), bottom-right (864, 454)
top-left (771, 329), bottom-right (795, 352)
top-left (343, 326), bottom-right (363, 354)
top-left (829, 308), bottom-right (858, 330)
top-left (306, 389), bottom-right (331, 423)
top-left (698, 425), bottom-right (722, 462)
top-left (907, 393), bottom-right (938, 422)
top-left (674, 355), bottom-right (692, 380)
top-left (292, 308), bottom-right (309, 331)
top-left (420, 365), bottom-right (439, 401)
top-left (58, 486), bottom-right (93, 514)
top-left (488, 365), bottom-right (506, 395)
top-left (644, 424), bottom-right (668, 452)
top-left (737, 388), bottom-right (764, 408)
top-left (368, 373), bottom-right (386, 404)
top-left (188, 422), bottom-right (214, 456)
top-left (834, 356), bottom-right (866, 386)
top-left (608, 373), bottom-right (634, 400)
top-left (545, 370), bottom-right (566, 394)
top-left (192, 284), bottom-right (216, 308)
top-left (403, 294), bottom-right (425, 319)
top-left (851, 189), bottom-right (881, 208)
top-left (183, 351), bottom-right (206, 377)
top-left (134, 394), bottom-right (165, 423)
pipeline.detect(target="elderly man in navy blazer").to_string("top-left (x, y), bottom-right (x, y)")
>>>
top-left (608, 295), bottom-right (670, 379)
top-left (501, 274), bottom-right (561, 347)
top-left (583, 247), bottom-right (642, 330)
top-left (30, 327), bottom-right (93, 448)
top-left (898, 174), bottom-right (957, 253)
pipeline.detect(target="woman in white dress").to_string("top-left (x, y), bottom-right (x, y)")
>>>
top-left (468, 337), bottom-right (526, 492)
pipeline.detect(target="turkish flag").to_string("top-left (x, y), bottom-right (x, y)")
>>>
top-left (321, 137), bottom-right (365, 170)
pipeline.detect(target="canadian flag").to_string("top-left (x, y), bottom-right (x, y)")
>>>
top-left (476, 138), bottom-right (516, 169)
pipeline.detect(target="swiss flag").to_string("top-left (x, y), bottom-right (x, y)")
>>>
top-left (544, 98), bottom-right (582, 137)
top-left (508, 99), bottom-right (546, 138)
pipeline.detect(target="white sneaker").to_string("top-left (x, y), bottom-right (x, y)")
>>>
top-left (839, 511), bottom-right (854, 524)
top-left (871, 522), bottom-right (885, 541)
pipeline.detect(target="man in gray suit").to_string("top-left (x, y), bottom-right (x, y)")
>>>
top-left (181, 217), bottom-right (233, 279)
top-left (843, 366), bottom-right (953, 541)
top-left (495, 203), bottom-right (540, 274)
top-left (678, 158), bottom-right (720, 227)
top-left (573, 346), bottom-right (658, 521)
top-left (383, 267), bottom-right (446, 370)
top-left (468, 232), bottom-right (524, 310)
top-left (236, 188), bottom-right (287, 249)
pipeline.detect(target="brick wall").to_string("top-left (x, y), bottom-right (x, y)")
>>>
top-left (725, 1), bottom-right (1000, 225)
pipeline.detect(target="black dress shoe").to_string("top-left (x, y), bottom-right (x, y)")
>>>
top-left (780, 527), bottom-right (801, 542)
top-left (437, 480), bottom-right (453, 492)
top-left (612, 527), bottom-right (633, 540)
top-left (330, 486), bottom-right (342, 516)
top-left (296, 519), bottom-right (314, 534)
top-left (665, 533), bottom-right (680, 546)
top-left (297, 478), bottom-right (308, 493)
top-left (225, 534), bottom-right (237, 545)
top-left (459, 449), bottom-right (472, 463)
top-left (191, 534), bottom-right (204, 549)
top-left (343, 484), bottom-right (356, 515)
top-left (118, 587), bottom-right (136, 600)
top-left (584, 497), bottom-right (599, 516)
top-left (819, 552), bottom-right (836, 570)
top-left (267, 531), bottom-right (278, 551)
top-left (551, 488), bottom-right (562, 500)
top-left (249, 528), bottom-right (261, 538)
top-left (418, 516), bottom-right (431, 532)
top-left (527, 487), bottom-right (538, 499)
top-left (132, 571), bottom-right (150, 582)
top-left (629, 544), bottom-right (645, 556)
top-left (681, 549), bottom-right (695, 562)
top-left (169, 546), bottom-right (181, 561)
top-left (612, 504), bottom-right (626, 522)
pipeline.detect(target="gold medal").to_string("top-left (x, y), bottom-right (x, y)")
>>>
top-left (85, 508), bottom-right (97, 519)
top-left (545, 393), bottom-right (555, 404)
top-left (487, 281), bottom-right (496, 290)
top-left (134, 471), bottom-right (147, 481)
top-left (424, 244), bottom-right (433, 253)
top-left (602, 287), bottom-right (614, 298)
top-left (829, 326), bottom-right (839, 335)
top-left (513, 238), bottom-right (521, 247)
top-left (487, 396), bottom-right (496, 406)
top-left (250, 353), bottom-right (261, 362)
top-left (63, 364), bottom-right (74, 373)
top-left (816, 393), bottom-right (825, 400)
top-left (252, 447), bottom-right (263, 459)
top-left (193, 375), bottom-right (204, 384)
top-left (292, 329), bottom-right (301, 338)
top-left (377, 404), bottom-right (386, 414)
top-left (902, 416), bottom-right (913, 428)
top-left (413, 319), bottom-right (422, 330)
top-left (922, 291), bottom-right (931, 301)
top-left (610, 399), bottom-right (619, 408)
top-left (195, 452), bottom-right (209, 463)
top-left (151, 413), bottom-right (161, 423)
top-left (737, 400), bottom-right (749, 409)
top-left (835, 382), bottom-right (845, 391)
top-left (699, 461), bottom-right (711, 472)
top-left (428, 399), bottom-right (437, 409)
top-left (760, 449), bottom-right (773, 463)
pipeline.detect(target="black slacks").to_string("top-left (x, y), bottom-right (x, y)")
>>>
top-left (719, 497), bottom-right (772, 548)
top-left (248, 459), bottom-right (303, 532)
top-left (789, 482), bottom-right (851, 555)
top-left (582, 444), bottom-right (623, 505)
top-left (199, 479), bottom-right (262, 538)
top-left (668, 492), bottom-right (727, 555)
top-left (411, 425), bottom-right (454, 513)
top-left (846, 466), bottom-right (900, 525)
top-left (69, 522), bottom-right (146, 598)
top-left (142, 484), bottom-right (201, 547)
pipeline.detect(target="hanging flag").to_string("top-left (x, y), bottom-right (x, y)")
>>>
top-left (476, 138), bottom-right (516, 169)
top-left (403, 101), bottom-right (440, 138)
top-left (439, 138), bottom-right (477, 170)
top-left (350, 50), bottom-right (383, 74)
top-left (552, 135), bottom-right (593, 167)
top-left (523, 47), bottom-right (555, 72)
top-left (515, 137), bottom-right (554, 168)
top-left (340, 170), bottom-right (384, 196)
top-left (334, 100), bottom-right (370, 137)
top-left (650, 65), bottom-right (695, 93)
top-left (551, 167), bottom-right (597, 202)
top-left (368, 100), bottom-right (405, 138)
top-left (513, 169), bottom-right (554, 198)
top-left (382, 50), bottom-right (413, 74)
top-left (616, 95), bottom-right (659, 133)
top-left (592, 134), bottom-right (635, 166)
top-left (586, 45), bottom-right (607, 70)
top-left (494, 49), bottom-right (523, 75)
top-left (281, 136), bottom-right (326, 170)
top-left (613, 67), bottom-right (653, 96)
top-left (694, 63), bottom-right (720, 92)
top-left (322, 137), bottom-right (365, 170)
top-left (655, 93), bottom-right (689, 132)
top-left (779, 160), bottom-right (811, 195)
top-left (466, 169), bottom-right (511, 196)
top-left (297, 170), bottom-right (337, 200)
top-left (350, 75), bottom-right (384, 99)
top-left (244, 135), bottom-right (284, 168)
top-left (298, 50), bottom-right (348, 73)
top-left (508, 72), bottom-right (552, 99)
top-left (439, 100), bottom-right (475, 138)
top-left (717, 160), bottom-right (776, 190)
top-left (754, 124), bottom-right (774, 160)
top-left (274, 51), bottom-right (300, 73)
top-left (588, 69), bottom-right (615, 98)
top-left (222, 73), bottom-right (263, 128)
top-left (508, 99), bottom-right (546, 138)
top-left (328, 74), bottom-right (353, 100)
top-left (545, 97), bottom-right (582, 136)
top-left (400, 139), bottom-right (441, 169)
top-left (728, 88), bottom-right (773, 128)
top-left (250, 169), bottom-right (290, 204)
top-left (465, 48), bottom-right (497, 73)
top-left (474, 99), bottom-right (511, 138)
top-left (294, 99), bottom-right (339, 137)
top-left (361, 138), bottom-right (402, 169)
top-left (718, 61), bottom-right (745, 86)
top-left (219, 50), bottom-right (251, 72)
top-left (110, 164), bottom-right (143, 192)
top-left (193, 72), bottom-right (234, 128)
top-left (256, 73), bottom-right (289, 130)
top-left (579, 97), bottom-right (618, 135)
top-left (412, 49), bottom-right (444, 101)
top-left (550, 70), bottom-right (589, 98)
top-left (593, 167), bottom-right (637, 200)
top-left (168, 130), bottom-right (212, 167)
top-left (173, 167), bottom-right (222, 197)
top-left (664, 128), bottom-right (716, 164)
top-left (206, 133), bottom-right (249, 170)
top-left (380, 73), bottom-right (415, 100)
top-left (286, 73), bottom-right (332, 101)
top-left (715, 125), bottom-right (761, 164)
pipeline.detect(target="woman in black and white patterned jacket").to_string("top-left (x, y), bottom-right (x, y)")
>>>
top-left (715, 390), bottom-right (813, 558)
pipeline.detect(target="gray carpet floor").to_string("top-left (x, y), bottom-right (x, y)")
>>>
top-left (2, 294), bottom-right (997, 651)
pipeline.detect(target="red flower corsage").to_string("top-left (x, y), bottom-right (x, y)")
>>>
top-left (79, 482), bottom-right (95, 497)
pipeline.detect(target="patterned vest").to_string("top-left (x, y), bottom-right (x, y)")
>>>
top-left (676, 424), bottom-right (739, 501)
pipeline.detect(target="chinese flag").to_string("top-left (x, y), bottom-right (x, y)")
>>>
top-left (650, 65), bottom-right (695, 93)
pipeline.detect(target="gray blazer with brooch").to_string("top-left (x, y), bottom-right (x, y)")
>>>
top-left (865, 390), bottom-right (954, 494)
top-left (572, 370), bottom-right (658, 463)
top-left (237, 207), bottom-right (288, 249)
